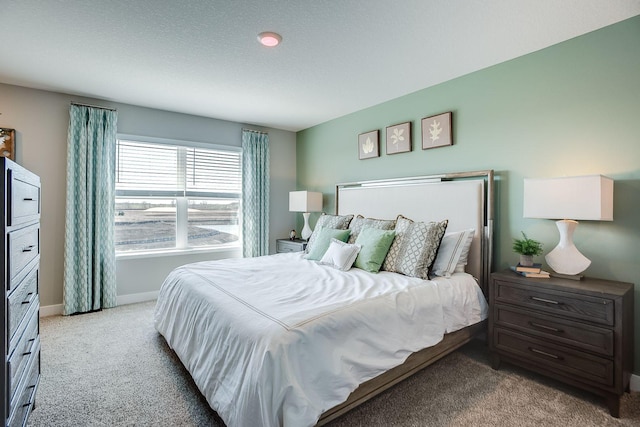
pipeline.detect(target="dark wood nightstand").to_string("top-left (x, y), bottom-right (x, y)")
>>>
top-left (276, 238), bottom-right (307, 253)
top-left (489, 270), bottom-right (634, 417)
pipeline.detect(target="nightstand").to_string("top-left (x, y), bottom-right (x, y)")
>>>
top-left (489, 270), bottom-right (634, 417)
top-left (276, 238), bottom-right (307, 253)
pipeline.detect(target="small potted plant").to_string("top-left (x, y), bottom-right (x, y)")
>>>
top-left (512, 232), bottom-right (543, 266)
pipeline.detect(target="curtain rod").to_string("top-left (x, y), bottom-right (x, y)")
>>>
top-left (70, 101), bottom-right (117, 111)
top-left (242, 128), bottom-right (268, 134)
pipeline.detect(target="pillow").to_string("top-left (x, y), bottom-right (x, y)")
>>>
top-left (353, 228), bottom-right (396, 273)
top-left (347, 215), bottom-right (396, 244)
top-left (382, 215), bottom-right (448, 279)
top-left (319, 238), bottom-right (362, 271)
top-left (305, 214), bottom-right (354, 254)
top-left (432, 229), bottom-right (475, 277)
top-left (304, 228), bottom-right (351, 261)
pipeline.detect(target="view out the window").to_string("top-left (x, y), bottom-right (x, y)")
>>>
top-left (115, 138), bottom-right (241, 253)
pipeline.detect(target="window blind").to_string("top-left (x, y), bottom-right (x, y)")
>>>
top-left (116, 139), bottom-right (241, 198)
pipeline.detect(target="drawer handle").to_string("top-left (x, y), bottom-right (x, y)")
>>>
top-left (22, 401), bottom-right (33, 408)
top-left (22, 245), bottom-right (36, 252)
top-left (529, 321), bottom-right (564, 333)
top-left (529, 347), bottom-right (563, 360)
top-left (530, 296), bottom-right (562, 305)
top-left (23, 197), bottom-right (36, 201)
top-left (21, 292), bottom-right (34, 304)
top-left (22, 351), bottom-right (32, 356)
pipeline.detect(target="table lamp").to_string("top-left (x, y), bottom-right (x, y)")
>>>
top-left (523, 175), bottom-right (613, 277)
top-left (289, 191), bottom-right (323, 240)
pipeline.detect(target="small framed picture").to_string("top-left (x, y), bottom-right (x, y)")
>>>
top-left (0, 128), bottom-right (15, 160)
top-left (422, 112), bottom-right (452, 150)
top-left (386, 122), bottom-right (411, 155)
top-left (358, 130), bottom-right (379, 160)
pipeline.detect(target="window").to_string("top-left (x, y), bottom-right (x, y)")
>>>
top-left (115, 136), bottom-right (241, 254)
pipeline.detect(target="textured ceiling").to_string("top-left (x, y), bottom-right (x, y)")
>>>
top-left (1, 1), bottom-right (639, 131)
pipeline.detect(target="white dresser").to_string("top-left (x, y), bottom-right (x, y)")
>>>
top-left (1, 158), bottom-right (41, 427)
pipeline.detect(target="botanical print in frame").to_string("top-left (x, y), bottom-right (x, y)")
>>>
top-left (358, 130), bottom-right (379, 160)
top-left (422, 112), bottom-right (452, 150)
top-left (0, 128), bottom-right (15, 160)
top-left (386, 122), bottom-right (411, 154)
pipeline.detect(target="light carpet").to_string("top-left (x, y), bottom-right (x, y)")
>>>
top-left (28, 301), bottom-right (640, 426)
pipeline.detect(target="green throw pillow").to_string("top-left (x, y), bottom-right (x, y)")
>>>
top-left (304, 228), bottom-right (351, 261)
top-left (354, 228), bottom-right (396, 273)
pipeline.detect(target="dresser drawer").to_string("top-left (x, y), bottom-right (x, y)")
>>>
top-left (8, 173), bottom-right (40, 227)
top-left (8, 224), bottom-right (40, 288)
top-left (494, 280), bottom-right (614, 326)
top-left (494, 305), bottom-right (613, 357)
top-left (8, 267), bottom-right (39, 344)
top-left (8, 344), bottom-right (40, 427)
top-left (493, 327), bottom-right (614, 387)
top-left (8, 310), bottom-right (39, 401)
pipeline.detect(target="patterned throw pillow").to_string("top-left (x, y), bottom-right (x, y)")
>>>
top-left (431, 228), bottom-right (475, 277)
top-left (305, 214), bottom-right (354, 254)
top-left (382, 215), bottom-right (448, 279)
top-left (347, 215), bottom-right (396, 244)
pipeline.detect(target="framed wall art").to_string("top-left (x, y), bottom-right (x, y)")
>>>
top-left (358, 130), bottom-right (379, 160)
top-left (386, 121), bottom-right (411, 154)
top-left (422, 112), bottom-right (452, 150)
top-left (0, 128), bottom-right (15, 160)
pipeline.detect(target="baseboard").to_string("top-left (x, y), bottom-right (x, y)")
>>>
top-left (631, 374), bottom-right (640, 392)
top-left (39, 291), bottom-right (159, 318)
top-left (40, 304), bottom-right (63, 317)
top-left (116, 290), bottom-right (159, 306)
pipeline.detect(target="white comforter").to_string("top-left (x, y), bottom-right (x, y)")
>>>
top-left (154, 252), bottom-right (487, 427)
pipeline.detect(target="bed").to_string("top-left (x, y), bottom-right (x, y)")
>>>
top-left (154, 170), bottom-right (494, 427)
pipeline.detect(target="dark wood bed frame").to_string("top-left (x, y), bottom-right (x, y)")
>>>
top-left (319, 170), bottom-right (495, 425)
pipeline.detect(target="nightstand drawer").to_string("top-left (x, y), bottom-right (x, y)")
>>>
top-left (494, 305), bottom-right (613, 357)
top-left (276, 239), bottom-right (306, 253)
top-left (494, 280), bottom-right (614, 326)
top-left (493, 328), bottom-right (614, 387)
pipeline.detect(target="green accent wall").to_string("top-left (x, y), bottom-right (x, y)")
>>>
top-left (297, 16), bottom-right (640, 372)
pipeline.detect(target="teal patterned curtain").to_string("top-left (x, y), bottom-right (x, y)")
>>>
top-left (242, 130), bottom-right (270, 257)
top-left (63, 105), bottom-right (117, 315)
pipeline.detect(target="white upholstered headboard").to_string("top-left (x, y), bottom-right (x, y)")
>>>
top-left (336, 170), bottom-right (494, 293)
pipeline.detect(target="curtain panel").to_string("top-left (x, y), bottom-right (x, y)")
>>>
top-left (63, 105), bottom-right (118, 315)
top-left (242, 130), bottom-right (270, 257)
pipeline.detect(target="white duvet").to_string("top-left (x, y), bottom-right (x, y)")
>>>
top-left (154, 252), bottom-right (487, 427)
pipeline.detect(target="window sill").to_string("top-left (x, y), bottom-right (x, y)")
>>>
top-left (115, 244), bottom-right (241, 260)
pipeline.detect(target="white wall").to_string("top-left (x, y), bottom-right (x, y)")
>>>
top-left (0, 83), bottom-right (297, 312)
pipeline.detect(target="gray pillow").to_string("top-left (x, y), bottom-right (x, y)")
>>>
top-left (305, 214), bottom-right (354, 254)
top-left (382, 215), bottom-right (448, 279)
top-left (347, 215), bottom-right (396, 244)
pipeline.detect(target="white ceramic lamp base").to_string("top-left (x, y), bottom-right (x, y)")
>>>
top-left (301, 212), bottom-right (313, 240)
top-left (545, 219), bottom-right (591, 275)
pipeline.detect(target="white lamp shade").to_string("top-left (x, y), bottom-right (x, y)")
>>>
top-left (289, 191), bottom-right (323, 213)
top-left (523, 175), bottom-right (613, 221)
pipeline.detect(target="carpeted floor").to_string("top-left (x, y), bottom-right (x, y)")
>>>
top-left (28, 301), bottom-right (640, 426)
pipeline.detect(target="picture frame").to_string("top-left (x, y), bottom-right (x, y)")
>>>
top-left (386, 121), bottom-right (411, 154)
top-left (0, 128), bottom-right (15, 160)
top-left (421, 112), bottom-right (452, 150)
top-left (358, 129), bottom-right (379, 160)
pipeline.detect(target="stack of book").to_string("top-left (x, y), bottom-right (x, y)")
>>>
top-left (510, 263), bottom-right (551, 278)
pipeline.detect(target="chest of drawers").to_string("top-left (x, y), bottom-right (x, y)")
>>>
top-left (1, 158), bottom-right (41, 427)
top-left (489, 271), bottom-right (633, 417)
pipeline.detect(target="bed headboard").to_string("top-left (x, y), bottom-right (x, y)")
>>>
top-left (336, 170), bottom-right (494, 293)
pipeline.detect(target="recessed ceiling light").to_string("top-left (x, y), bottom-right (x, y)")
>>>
top-left (258, 32), bottom-right (282, 47)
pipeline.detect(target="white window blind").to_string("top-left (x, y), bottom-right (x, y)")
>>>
top-left (116, 140), bottom-right (241, 197)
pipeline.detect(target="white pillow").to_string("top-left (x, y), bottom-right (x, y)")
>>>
top-left (431, 229), bottom-right (475, 277)
top-left (319, 238), bottom-right (362, 271)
